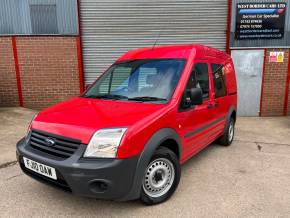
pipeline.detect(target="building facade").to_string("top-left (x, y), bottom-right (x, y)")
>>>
top-left (0, 0), bottom-right (289, 116)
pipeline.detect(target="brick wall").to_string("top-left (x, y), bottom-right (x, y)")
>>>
top-left (261, 49), bottom-right (289, 116)
top-left (0, 37), bottom-right (19, 107)
top-left (16, 37), bottom-right (80, 109)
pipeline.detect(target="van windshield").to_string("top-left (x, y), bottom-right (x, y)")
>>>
top-left (83, 59), bottom-right (186, 103)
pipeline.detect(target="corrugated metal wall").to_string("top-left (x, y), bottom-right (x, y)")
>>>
top-left (0, 0), bottom-right (78, 35)
top-left (80, 0), bottom-right (228, 85)
top-left (230, 0), bottom-right (290, 48)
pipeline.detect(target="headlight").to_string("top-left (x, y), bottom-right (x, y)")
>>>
top-left (83, 128), bottom-right (127, 158)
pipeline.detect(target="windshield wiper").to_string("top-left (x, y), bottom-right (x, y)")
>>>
top-left (128, 96), bottom-right (167, 102)
top-left (83, 94), bottom-right (128, 100)
top-left (83, 94), bottom-right (167, 102)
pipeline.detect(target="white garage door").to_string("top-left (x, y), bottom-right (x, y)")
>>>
top-left (80, 0), bottom-right (228, 85)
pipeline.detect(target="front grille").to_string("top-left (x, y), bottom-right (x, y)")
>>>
top-left (29, 130), bottom-right (81, 159)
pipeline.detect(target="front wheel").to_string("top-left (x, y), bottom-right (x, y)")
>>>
top-left (140, 147), bottom-right (181, 205)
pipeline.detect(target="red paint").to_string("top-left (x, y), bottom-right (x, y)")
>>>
top-left (117, 44), bottom-right (194, 61)
top-left (259, 49), bottom-right (267, 116)
top-left (76, 0), bottom-right (85, 93)
top-left (284, 49), bottom-right (290, 116)
top-left (30, 45), bottom-right (237, 162)
top-left (76, 37), bottom-right (85, 93)
top-left (226, 0), bottom-right (232, 54)
top-left (11, 36), bottom-right (23, 107)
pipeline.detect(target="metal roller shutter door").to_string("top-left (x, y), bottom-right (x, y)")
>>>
top-left (80, 0), bottom-right (228, 85)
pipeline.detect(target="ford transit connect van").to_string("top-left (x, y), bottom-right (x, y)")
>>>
top-left (17, 45), bottom-right (237, 205)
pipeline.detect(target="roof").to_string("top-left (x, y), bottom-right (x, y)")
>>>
top-left (117, 44), bottom-right (230, 62)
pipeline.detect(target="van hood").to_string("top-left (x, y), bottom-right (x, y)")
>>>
top-left (31, 97), bottom-right (166, 144)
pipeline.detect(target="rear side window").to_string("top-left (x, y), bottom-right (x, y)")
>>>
top-left (211, 64), bottom-right (227, 98)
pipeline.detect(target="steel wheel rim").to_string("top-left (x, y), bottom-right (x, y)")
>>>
top-left (142, 158), bottom-right (175, 198)
top-left (228, 121), bottom-right (234, 142)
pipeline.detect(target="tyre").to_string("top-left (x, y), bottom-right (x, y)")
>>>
top-left (140, 147), bottom-right (181, 205)
top-left (217, 117), bottom-right (235, 146)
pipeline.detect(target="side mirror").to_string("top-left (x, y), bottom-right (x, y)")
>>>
top-left (181, 87), bottom-right (203, 109)
top-left (190, 88), bottom-right (203, 105)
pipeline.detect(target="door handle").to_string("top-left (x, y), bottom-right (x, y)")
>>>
top-left (207, 103), bottom-right (214, 109)
top-left (208, 102), bottom-right (219, 109)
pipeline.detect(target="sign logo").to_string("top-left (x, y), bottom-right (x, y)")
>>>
top-left (235, 3), bottom-right (286, 40)
top-left (44, 138), bottom-right (55, 147)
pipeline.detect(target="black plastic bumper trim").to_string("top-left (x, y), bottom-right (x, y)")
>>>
top-left (16, 138), bottom-right (140, 200)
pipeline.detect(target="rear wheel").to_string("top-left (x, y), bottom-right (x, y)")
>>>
top-left (217, 117), bottom-right (235, 146)
top-left (140, 147), bottom-right (181, 205)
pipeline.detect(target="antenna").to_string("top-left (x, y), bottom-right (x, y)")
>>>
top-left (152, 21), bottom-right (166, 50)
top-left (152, 31), bottom-right (161, 50)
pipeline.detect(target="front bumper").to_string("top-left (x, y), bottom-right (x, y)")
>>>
top-left (16, 138), bottom-right (140, 201)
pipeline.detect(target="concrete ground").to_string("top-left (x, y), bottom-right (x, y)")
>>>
top-left (0, 107), bottom-right (290, 218)
top-left (0, 107), bottom-right (36, 166)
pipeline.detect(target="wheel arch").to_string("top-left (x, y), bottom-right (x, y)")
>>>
top-left (227, 106), bottom-right (237, 122)
top-left (158, 138), bottom-right (180, 160)
top-left (221, 106), bottom-right (237, 136)
top-left (120, 128), bottom-right (182, 201)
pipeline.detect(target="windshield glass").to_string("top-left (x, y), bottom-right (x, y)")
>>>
top-left (83, 59), bottom-right (186, 103)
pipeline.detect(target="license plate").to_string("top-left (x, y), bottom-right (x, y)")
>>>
top-left (23, 157), bottom-right (57, 180)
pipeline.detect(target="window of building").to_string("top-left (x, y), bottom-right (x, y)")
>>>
top-left (0, 0), bottom-right (78, 35)
top-left (30, 4), bottom-right (58, 34)
top-left (211, 64), bottom-right (227, 98)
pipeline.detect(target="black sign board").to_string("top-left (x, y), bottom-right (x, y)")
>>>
top-left (235, 3), bottom-right (286, 40)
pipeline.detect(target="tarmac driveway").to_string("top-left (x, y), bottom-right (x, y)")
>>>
top-left (0, 107), bottom-right (290, 218)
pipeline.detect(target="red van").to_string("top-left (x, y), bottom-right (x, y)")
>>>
top-left (17, 45), bottom-right (237, 205)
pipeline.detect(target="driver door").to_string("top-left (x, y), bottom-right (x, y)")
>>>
top-left (178, 62), bottom-right (216, 161)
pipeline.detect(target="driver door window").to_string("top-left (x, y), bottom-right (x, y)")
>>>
top-left (181, 63), bottom-right (209, 110)
top-left (184, 63), bottom-right (209, 100)
top-left (193, 63), bottom-right (209, 100)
